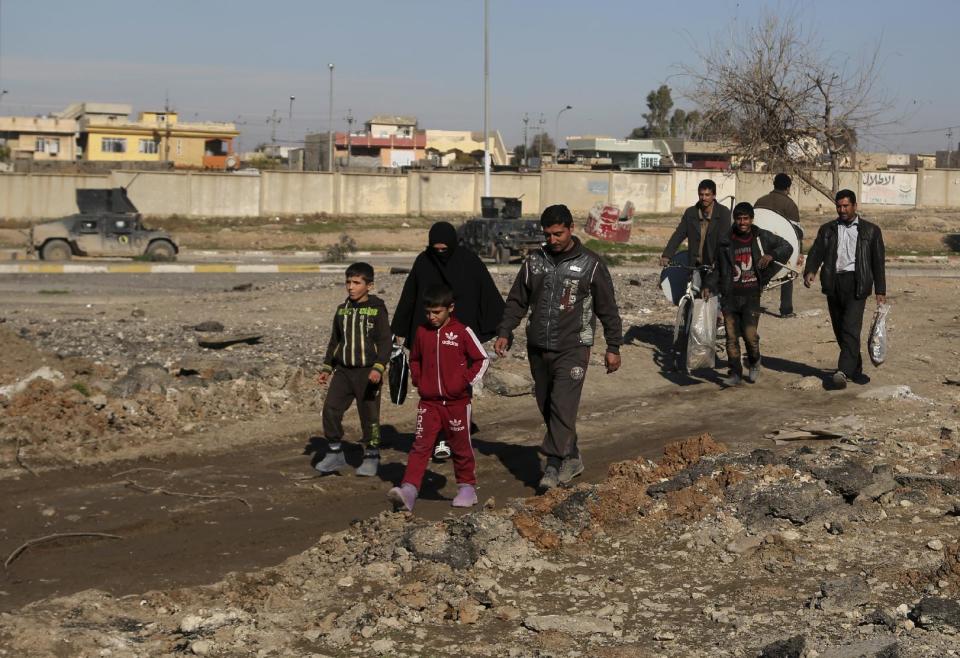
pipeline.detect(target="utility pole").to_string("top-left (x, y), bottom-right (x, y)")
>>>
top-left (163, 92), bottom-right (172, 164)
top-left (327, 63), bottom-right (335, 171)
top-left (948, 128), bottom-right (954, 169)
top-left (345, 108), bottom-right (354, 169)
top-left (482, 0), bottom-right (491, 196)
top-left (267, 109), bottom-right (281, 149)
top-left (521, 113), bottom-right (529, 167)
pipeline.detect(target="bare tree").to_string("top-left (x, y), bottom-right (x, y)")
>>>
top-left (680, 13), bottom-right (893, 201)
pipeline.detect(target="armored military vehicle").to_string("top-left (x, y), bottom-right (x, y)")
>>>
top-left (457, 196), bottom-right (542, 264)
top-left (30, 188), bottom-right (178, 261)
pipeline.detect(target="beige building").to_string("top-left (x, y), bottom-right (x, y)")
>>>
top-left (424, 129), bottom-right (508, 166)
top-left (0, 115), bottom-right (79, 161)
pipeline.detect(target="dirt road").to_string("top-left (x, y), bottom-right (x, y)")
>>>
top-left (2, 264), bottom-right (957, 615)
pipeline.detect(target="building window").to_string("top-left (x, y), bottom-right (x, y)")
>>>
top-left (139, 139), bottom-right (159, 154)
top-left (102, 137), bottom-right (127, 153)
top-left (35, 137), bottom-right (61, 155)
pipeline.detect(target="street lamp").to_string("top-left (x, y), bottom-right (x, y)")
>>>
top-left (327, 63), bottom-right (334, 171)
top-left (288, 95), bottom-right (296, 169)
top-left (555, 105), bottom-right (572, 156)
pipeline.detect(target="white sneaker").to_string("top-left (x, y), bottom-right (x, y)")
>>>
top-left (433, 440), bottom-right (451, 460)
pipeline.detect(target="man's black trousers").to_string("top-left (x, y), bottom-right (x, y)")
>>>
top-left (528, 346), bottom-right (591, 460)
top-left (826, 272), bottom-right (866, 378)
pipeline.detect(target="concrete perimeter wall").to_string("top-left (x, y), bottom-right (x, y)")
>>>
top-left (3, 168), bottom-right (960, 221)
top-left (0, 173), bottom-right (110, 219)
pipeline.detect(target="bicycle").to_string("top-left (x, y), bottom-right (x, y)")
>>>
top-left (664, 260), bottom-right (718, 373)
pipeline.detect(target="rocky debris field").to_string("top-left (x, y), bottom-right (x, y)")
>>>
top-left (1, 427), bottom-right (959, 657)
top-left (0, 270), bottom-right (664, 474)
top-left (1, 260), bottom-right (960, 656)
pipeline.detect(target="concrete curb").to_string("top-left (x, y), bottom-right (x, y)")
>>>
top-left (0, 263), bottom-right (352, 274)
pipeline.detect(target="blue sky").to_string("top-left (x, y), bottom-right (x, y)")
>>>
top-left (1, 0), bottom-right (957, 154)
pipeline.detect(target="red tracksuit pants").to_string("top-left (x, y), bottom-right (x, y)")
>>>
top-left (401, 399), bottom-right (476, 490)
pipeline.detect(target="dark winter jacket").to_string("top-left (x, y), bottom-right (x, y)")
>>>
top-left (755, 189), bottom-right (803, 253)
top-left (707, 226), bottom-right (794, 299)
top-left (804, 217), bottom-right (886, 300)
top-left (661, 202), bottom-right (732, 267)
top-left (392, 246), bottom-right (504, 344)
top-left (410, 317), bottom-right (489, 403)
top-left (321, 295), bottom-right (392, 373)
top-left (497, 237), bottom-right (623, 354)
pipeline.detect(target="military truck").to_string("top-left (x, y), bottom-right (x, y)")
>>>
top-left (29, 188), bottom-right (179, 261)
top-left (457, 196), bottom-right (542, 264)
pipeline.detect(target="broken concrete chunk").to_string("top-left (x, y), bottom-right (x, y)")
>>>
top-left (483, 368), bottom-right (532, 397)
top-left (0, 366), bottom-right (64, 398)
top-left (522, 614), bottom-right (616, 636)
top-left (192, 321), bottom-right (225, 333)
top-left (197, 334), bottom-right (262, 350)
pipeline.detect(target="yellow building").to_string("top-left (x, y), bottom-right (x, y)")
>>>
top-left (60, 103), bottom-right (239, 169)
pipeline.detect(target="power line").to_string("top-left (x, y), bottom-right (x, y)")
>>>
top-left (871, 124), bottom-right (960, 137)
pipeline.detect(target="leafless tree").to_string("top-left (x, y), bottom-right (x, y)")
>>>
top-left (680, 13), bottom-right (894, 201)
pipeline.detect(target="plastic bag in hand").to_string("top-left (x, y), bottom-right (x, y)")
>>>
top-left (388, 342), bottom-right (409, 405)
top-left (687, 296), bottom-right (718, 371)
top-left (868, 303), bottom-right (890, 366)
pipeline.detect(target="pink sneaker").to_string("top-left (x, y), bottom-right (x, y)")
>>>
top-left (387, 483), bottom-right (417, 512)
top-left (451, 484), bottom-right (478, 508)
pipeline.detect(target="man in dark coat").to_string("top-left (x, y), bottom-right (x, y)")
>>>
top-left (803, 189), bottom-right (886, 389)
top-left (755, 173), bottom-right (803, 318)
top-left (392, 221), bottom-right (505, 346)
top-left (659, 178), bottom-right (732, 274)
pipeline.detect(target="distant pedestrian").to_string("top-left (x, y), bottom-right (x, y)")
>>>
top-left (387, 285), bottom-right (489, 512)
top-left (803, 190), bottom-right (886, 389)
top-left (755, 173), bottom-right (803, 317)
top-left (705, 203), bottom-right (793, 386)
top-left (315, 262), bottom-right (392, 476)
top-left (495, 205), bottom-right (622, 490)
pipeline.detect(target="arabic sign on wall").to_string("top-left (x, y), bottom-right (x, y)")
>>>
top-left (860, 172), bottom-right (916, 206)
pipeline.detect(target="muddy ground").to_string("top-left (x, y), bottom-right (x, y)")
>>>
top-left (1, 220), bottom-right (959, 655)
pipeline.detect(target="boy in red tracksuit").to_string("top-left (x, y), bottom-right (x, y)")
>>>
top-left (387, 285), bottom-right (489, 512)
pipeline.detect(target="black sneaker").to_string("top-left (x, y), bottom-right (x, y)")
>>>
top-left (558, 456), bottom-right (584, 484)
top-left (721, 372), bottom-right (743, 387)
top-left (832, 371), bottom-right (848, 389)
top-left (539, 464), bottom-right (560, 490)
top-left (355, 451), bottom-right (379, 477)
top-left (315, 447), bottom-right (347, 474)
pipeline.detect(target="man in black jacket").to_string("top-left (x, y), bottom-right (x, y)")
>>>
top-left (803, 189), bottom-right (886, 389)
top-left (660, 178), bottom-right (732, 276)
top-left (495, 205), bottom-right (622, 490)
top-left (706, 202), bottom-right (793, 386)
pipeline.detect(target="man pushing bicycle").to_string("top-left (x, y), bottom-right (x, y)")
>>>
top-left (659, 178), bottom-right (732, 284)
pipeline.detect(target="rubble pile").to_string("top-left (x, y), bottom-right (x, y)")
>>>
top-left (2, 428), bottom-right (958, 656)
top-left (0, 272), bottom-right (668, 472)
